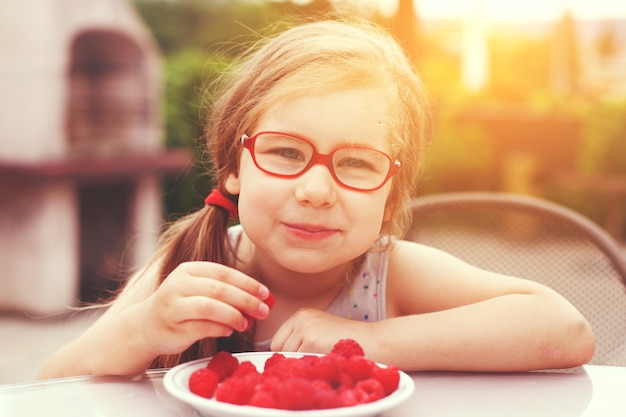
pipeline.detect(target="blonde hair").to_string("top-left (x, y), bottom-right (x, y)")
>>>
top-left (151, 17), bottom-right (431, 368)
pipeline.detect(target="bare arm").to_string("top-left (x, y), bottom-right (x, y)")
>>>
top-left (270, 240), bottom-right (594, 372)
top-left (374, 240), bottom-right (594, 371)
top-left (37, 262), bottom-right (271, 379)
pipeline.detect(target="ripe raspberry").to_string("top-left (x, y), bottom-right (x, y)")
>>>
top-left (264, 357), bottom-right (312, 379)
top-left (354, 378), bottom-right (385, 403)
top-left (215, 374), bottom-right (257, 405)
top-left (343, 356), bottom-right (375, 381)
top-left (188, 368), bottom-right (219, 398)
top-left (248, 376), bottom-right (279, 408)
top-left (311, 379), bottom-right (342, 409)
top-left (231, 361), bottom-right (260, 378)
top-left (331, 338), bottom-right (365, 359)
top-left (207, 351), bottom-right (239, 381)
top-left (372, 365), bottom-right (400, 395)
top-left (273, 378), bottom-right (317, 410)
top-left (309, 354), bottom-right (343, 385)
top-left (264, 352), bottom-right (286, 371)
top-left (336, 386), bottom-right (359, 407)
top-left (240, 292), bottom-right (276, 332)
top-left (265, 292), bottom-right (276, 309)
top-left (337, 370), bottom-right (356, 389)
top-left (248, 389), bottom-right (277, 409)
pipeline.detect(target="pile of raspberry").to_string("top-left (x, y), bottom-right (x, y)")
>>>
top-left (188, 339), bottom-right (400, 410)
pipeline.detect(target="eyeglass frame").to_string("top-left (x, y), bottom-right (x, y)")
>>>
top-left (240, 131), bottom-right (401, 192)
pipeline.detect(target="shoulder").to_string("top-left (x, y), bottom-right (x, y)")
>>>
top-left (384, 239), bottom-right (452, 316)
top-left (386, 239), bottom-right (492, 316)
top-left (388, 239), bottom-right (468, 277)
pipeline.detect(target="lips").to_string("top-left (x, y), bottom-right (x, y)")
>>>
top-left (282, 222), bottom-right (340, 240)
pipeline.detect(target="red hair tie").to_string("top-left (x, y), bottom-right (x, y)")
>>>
top-left (204, 189), bottom-right (238, 219)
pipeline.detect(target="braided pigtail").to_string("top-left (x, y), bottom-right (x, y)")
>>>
top-left (149, 190), bottom-right (241, 369)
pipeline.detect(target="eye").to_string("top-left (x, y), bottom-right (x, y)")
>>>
top-left (269, 146), bottom-right (307, 162)
top-left (336, 156), bottom-right (376, 171)
top-left (254, 134), bottom-right (311, 165)
top-left (334, 147), bottom-right (388, 175)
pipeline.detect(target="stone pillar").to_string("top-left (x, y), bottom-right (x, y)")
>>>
top-left (0, 181), bottom-right (79, 313)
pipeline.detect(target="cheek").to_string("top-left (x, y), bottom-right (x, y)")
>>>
top-left (350, 192), bottom-right (388, 231)
top-left (372, 184), bottom-right (393, 214)
top-left (372, 189), bottom-right (394, 232)
top-left (236, 162), bottom-right (279, 219)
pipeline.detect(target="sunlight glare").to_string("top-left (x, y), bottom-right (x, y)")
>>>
top-left (373, 0), bottom-right (626, 21)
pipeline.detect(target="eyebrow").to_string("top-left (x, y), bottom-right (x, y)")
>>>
top-left (335, 137), bottom-right (392, 154)
top-left (309, 134), bottom-right (389, 152)
top-left (263, 130), bottom-right (391, 153)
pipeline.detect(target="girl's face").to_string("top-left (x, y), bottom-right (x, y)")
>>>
top-left (226, 88), bottom-right (394, 274)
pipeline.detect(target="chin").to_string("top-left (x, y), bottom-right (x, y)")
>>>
top-left (278, 256), bottom-right (349, 277)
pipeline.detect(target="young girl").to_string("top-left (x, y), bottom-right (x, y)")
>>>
top-left (38, 18), bottom-right (594, 379)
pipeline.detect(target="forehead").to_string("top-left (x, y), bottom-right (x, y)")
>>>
top-left (254, 88), bottom-right (392, 150)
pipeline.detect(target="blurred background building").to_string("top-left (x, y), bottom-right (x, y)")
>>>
top-left (0, 0), bottom-right (189, 314)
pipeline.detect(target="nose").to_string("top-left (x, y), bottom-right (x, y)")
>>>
top-left (294, 164), bottom-right (337, 207)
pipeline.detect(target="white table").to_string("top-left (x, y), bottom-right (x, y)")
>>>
top-left (1, 365), bottom-right (624, 416)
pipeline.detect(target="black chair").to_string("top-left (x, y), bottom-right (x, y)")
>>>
top-left (407, 191), bottom-right (626, 366)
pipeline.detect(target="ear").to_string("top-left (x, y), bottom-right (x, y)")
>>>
top-left (383, 195), bottom-right (397, 223)
top-left (383, 204), bottom-right (393, 222)
top-left (225, 171), bottom-right (241, 195)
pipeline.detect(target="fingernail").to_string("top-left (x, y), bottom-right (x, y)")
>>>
top-left (258, 302), bottom-right (270, 316)
top-left (241, 316), bottom-right (251, 331)
top-left (258, 285), bottom-right (270, 299)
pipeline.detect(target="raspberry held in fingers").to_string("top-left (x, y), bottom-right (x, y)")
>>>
top-left (238, 292), bottom-right (275, 333)
top-left (265, 292), bottom-right (276, 309)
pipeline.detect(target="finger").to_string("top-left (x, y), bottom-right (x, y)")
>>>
top-left (281, 335), bottom-right (304, 353)
top-left (180, 319), bottom-right (235, 340)
top-left (182, 262), bottom-right (269, 299)
top-left (181, 276), bottom-right (270, 321)
top-left (269, 327), bottom-right (287, 352)
top-left (177, 295), bottom-right (250, 333)
top-left (270, 320), bottom-right (301, 352)
top-left (165, 263), bottom-right (270, 321)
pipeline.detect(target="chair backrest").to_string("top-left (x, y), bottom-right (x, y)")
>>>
top-left (407, 191), bottom-right (626, 366)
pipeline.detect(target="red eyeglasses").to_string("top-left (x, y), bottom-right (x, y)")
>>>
top-left (241, 131), bottom-right (401, 191)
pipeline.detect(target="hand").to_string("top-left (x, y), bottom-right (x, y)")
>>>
top-left (135, 261), bottom-right (271, 357)
top-left (270, 308), bottom-right (374, 355)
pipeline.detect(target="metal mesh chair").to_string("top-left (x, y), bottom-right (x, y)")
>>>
top-left (407, 191), bottom-right (626, 366)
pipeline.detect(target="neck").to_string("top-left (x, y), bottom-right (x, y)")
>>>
top-left (235, 230), bottom-right (355, 298)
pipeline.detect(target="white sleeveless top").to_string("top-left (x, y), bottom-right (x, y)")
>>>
top-left (227, 225), bottom-right (390, 351)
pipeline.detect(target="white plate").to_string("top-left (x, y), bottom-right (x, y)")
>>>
top-left (163, 351), bottom-right (415, 417)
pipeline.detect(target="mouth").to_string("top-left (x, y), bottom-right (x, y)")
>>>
top-left (282, 222), bottom-right (340, 240)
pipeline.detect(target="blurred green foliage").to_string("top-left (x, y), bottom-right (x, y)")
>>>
top-left (582, 99), bottom-right (626, 175)
top-left (576, 99), bottom-right (626, 236)
top-left (419, 108), bottom-right (495, 195)
top-left (160, 49), bottom-right (229, 218)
